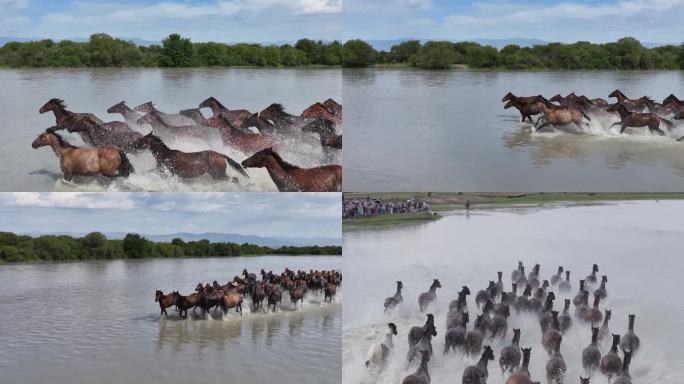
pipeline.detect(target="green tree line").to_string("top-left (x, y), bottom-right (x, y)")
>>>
top-left (0, 232), bottom-right (341, 263)
top-left (2, 34), bottom-right (682, 70)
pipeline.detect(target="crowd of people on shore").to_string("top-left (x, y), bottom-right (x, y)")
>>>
top-left (343, 197), bottom-right (430, 219)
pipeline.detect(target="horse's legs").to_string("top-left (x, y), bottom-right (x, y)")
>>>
top-left (620, 124), bottom-right (628, 134)
top-left (535, 122), bottom-right (551, 132)
top-left (534, 116), bottom-right (544, 127)
top-left (609, 122), bottom-right (621, 128)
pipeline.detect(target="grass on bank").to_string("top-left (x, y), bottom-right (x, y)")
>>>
top-left (343, 192), bottom-right (684, 230)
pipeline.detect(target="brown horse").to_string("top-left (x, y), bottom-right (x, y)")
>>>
top-left (198, 97), bottom-right (253, 128)
top-left (172, 291), bottom-right (200, 318)
top-left (241, 148), bottom-right (342, 192)
top-left (67, 117), bottom-right (143, 152)
top-left (134, 101), bottom-right (196, 126)
top-left (302, 118), bottom-right (342, 149)
top-left (218, 116), bottom-right (276, 154)
top-left (535, 99), bottom-right (591, 131)
top-left (131, 133), bottom-right (247, 179)
top-left (107, 101), bottom-right (144, 125)
top-left (606, 103), bottom-right (672, 135)
top-left (217, 289), bottom-right (243, 316)
top-left (301, 102), bottom-right (341, 125)
top-left (502, 93), bottom-right (544, 123)
top-left (608, 90), bottom-right (649, 112)
top-left (155, 290), bottom-right (175, 317)
top-left (32, 131), bottom-right (134, 181)
top-left (39, 98), bottom-right (119, 146)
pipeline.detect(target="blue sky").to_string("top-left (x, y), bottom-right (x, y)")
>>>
top-left (0, 0), bottom-right (341, 42)
top-left (344, 0), bottom-right (684, 43)
top-left (0, 192), bottom-right (341, 238)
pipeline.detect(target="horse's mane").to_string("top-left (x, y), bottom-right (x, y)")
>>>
top-left (49, 98), bottom-right (67, 110)
top-left (144, 133), bottom-right (171, 150)
top-left (268, 103), bottom-right (286, 114)
top-left (204, 97), bottom-right (225, 108)
top-left (48, 131), bottom-right (75, 148)
top-left (262, 148), bottom-right (299, 171)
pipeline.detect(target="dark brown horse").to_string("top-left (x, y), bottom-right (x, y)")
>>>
top-left (67, 117), bottom-right (143, 152)
top-left (606, 103), bottom-right (672, 135)
top-left (241, 148), bottom-right (342, 192)
top-left (40, 98), bottom-right (104, 128)
top-left (260, 103), bottom-right (310, 128)
top-left (241, 113), bottom-right (278, 134)
top-left (131, 133), bottom-right (247, 179)
top-left (107, 101), bottom-right (144, 125)
top-left (32, 131), bottom-right (134, 181)
top-left (302, 118), bottom-right (342, 149)
top-left (502, 93), bottom-right (544, 123)
top-left (198, 97), bottom-right (253, 128)
top-left (134, 102), bottom-right (196, 126)
top-left (608, 90), bottom-right (649, 112)
top-left (172, 291), bottom-right (200, 318)
top-left (155, 290), bottom-right (175, 317)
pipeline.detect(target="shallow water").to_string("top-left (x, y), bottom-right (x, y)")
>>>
top-left (342, 201), bottom-right (684, 383)
top-left (343, 69), bottom-right (684, 191)
top-left (0, 256), bottom-right (341, 384)
top-left (0, 68), bottom-right (341, 191)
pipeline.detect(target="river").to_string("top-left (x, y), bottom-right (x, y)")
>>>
top-left (343, 69), bottom-right (684, 191)
top-left (0, 68), bottom-right (341, 192)
top-left (0, 255), bottom-right (341, 384)
top-left (342, 200), bottom-right (683, 383)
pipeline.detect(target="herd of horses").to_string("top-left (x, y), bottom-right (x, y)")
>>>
top-left (367, 262), bottom-right (638, 384)
top-left (31, 97), bottom-right (342, 191)
top-left (503, 90), bottom-right (684, 139)
top-left (154, 268), bottom-right (342, 319)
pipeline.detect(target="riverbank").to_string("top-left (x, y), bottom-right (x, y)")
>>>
top-left (343, 192), bottom-right (684, 229)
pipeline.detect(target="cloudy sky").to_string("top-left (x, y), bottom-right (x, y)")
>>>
top-left (343, 0), bottom-right (684, 43)
top-left (0, 0), bottom-right (341, 42)
top-left (0, 192), bottom-right (341, 238)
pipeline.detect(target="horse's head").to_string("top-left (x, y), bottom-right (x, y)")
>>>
top-left (388, 322), bottom-right (397, 335)
top-left (39, 98), bottom-right (66, 114)
top-left (107, 101), bottom-right (128, 114)
top-left (513, 328), bottom-right (520, 338)
top-left (155, 290), bottom-right (163, 302)
top-left (604, 309), bottom-right (612, 319)
top-left (195, 283), bottom-right (203, 292)
top-left (502, 92), bottom-right (515, 102)
top-left (241, 147), bottom-right (275, 168)
top-left (580, 376), bottom-right (590, 384)
top-left (432, 278), bottom-right (441, 289)
top-left (243, 112), bottom-right (274, 129)
top-left (461, 285), bottom-right (471, 295)
top-left (130, 132), bottom-right (162, 151)
top-left (482, 345), bottom-right (494, 361)
top-left (397, 280), bottom-right (403, 289)
top-left (179, 108), bottom-right (204, 123)
top-left (608, 89), bottom-right (623, 99)
top-left (664, 94), bottom-right (681, 105)
top-left (32, 131), bottom-right (68, 149)
top-left (503, 100), bottom-right (515, 109)
top-left (134, 101), bottom-right (155, 113)
top-left (199, 97), bottom-right (220, 110)
top-left (521, 347), bottom-right (531, 360)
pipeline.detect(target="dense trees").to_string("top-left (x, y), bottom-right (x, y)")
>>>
top-left (0, 232), bottom-right (341, 263)
top-left (0, 34), bottom-right (343, 68)
top-left (1, 34), bottom-right (683, 70)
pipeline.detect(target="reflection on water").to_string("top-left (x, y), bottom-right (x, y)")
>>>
top-left (343, 201), bottom-right (684, 383)
top-left (344, 69), bottom-right (684, 191)
top-left (0, 68), bottom-right (341, 192)
top-left (0, 256), bottom-right (341, 384)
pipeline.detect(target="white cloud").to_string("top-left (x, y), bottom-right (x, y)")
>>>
top-left (7, 192), bottom-right (138, 210)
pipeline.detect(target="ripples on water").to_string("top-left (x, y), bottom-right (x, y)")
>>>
top-left (0, 256), bottom-right (342, 384)
top-left (342, 201), bottom-right (684, 383)
top-left (0, 68), bottom-right (341, 191)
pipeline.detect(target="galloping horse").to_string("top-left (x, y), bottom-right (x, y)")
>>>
top-left (301, 102), bottom-right (341, 125)
top-left (502, 93), bottom-right (543, 123)
top-left (67, 117), bottom-right (143, 152)
top-left (107, 101), bottom-right (144, 125)
top-left (606, 103), bottom-right (673, 135)
top-left (241, 148), bottom-right (342, 192)
top-left (198, 97), bottom-right (253, 128)
top-left (137, 111), bottom-right (207, 138)
top-left (134, 101), bottom-right (196, 126)
top-left (131, 133), bottom-right (247, 179)
top-left (32, 131), bottom-right (134, 181)
top-left (608, 90), bottom-right (649, 112)
top-left (259, 103), bottom-right (310, 128)
top-left (535, 99), bottom-right (592, 132)
top-left (218, 116), bottom-right (276, 154)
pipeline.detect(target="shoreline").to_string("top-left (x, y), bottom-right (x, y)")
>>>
top-left (343, 192), bottom-right (684, 230)
top-left (0, 253), bottom-right (342, 265)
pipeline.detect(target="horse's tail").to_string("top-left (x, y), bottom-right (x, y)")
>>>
top-left (222, 154), bottom-right (249, 177)
top-left (581, 111), bottom-right (592, 121)
top-left (659, 116), bottom-right (674, 129)
top-left (117, 149), bottom-right (135, 177)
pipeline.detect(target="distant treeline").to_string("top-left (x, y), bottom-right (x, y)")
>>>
top-left (0, 232), bottom-right (341, 263)
top-left (1, 34), bottom-right (682, 70)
